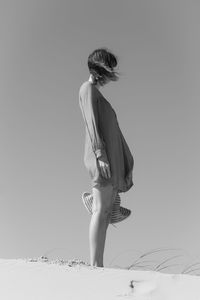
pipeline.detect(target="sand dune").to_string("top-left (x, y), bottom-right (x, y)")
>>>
top-left (0, 258), bottom-right (200, 300)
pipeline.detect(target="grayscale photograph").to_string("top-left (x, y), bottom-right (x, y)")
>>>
top-left (0, 0), bottom-right (200, 299)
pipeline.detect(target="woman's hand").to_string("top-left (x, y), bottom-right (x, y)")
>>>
top-left (97, 158), bottom-right (111, 179)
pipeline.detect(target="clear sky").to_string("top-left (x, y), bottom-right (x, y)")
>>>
top-left (0, 0), bottom-right (200, 268)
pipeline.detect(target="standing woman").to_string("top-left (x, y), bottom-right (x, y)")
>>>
top-left (79, 48), bottom-right (134, 267)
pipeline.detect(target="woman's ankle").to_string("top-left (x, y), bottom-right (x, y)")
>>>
top-left (90, 260), bottom-right (103, 267)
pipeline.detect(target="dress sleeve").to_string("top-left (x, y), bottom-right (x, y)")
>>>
top-left (79, 84), bottom-right (108, 162)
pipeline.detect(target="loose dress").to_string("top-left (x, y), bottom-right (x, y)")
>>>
top-left (79, 81), bottom-right (134, 194)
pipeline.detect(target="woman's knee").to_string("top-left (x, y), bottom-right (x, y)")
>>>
top-left (92, 199), bottom-right (111, 216)
top-left (92, 184), bottom-right (115, 216)
top-left (93, 206), bottom-right (111, 221)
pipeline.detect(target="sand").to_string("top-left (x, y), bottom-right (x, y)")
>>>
top-left (0, 258), bottom-right (200, 300)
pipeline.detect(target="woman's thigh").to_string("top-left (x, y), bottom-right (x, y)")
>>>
top-left (92, 184), bottom-right (118, 213)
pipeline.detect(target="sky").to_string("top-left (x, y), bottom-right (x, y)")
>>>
top-left (0, 0), bottom-right (200, 269)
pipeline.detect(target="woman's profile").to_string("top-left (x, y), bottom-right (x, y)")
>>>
top-left (79, 48), bottom-right (134, 267)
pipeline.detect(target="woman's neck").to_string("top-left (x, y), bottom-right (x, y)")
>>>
top-left (88, 74), bottom-right (100, 90)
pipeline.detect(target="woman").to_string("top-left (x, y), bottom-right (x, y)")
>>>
top-left (79, 48), bottom-right (134, 267)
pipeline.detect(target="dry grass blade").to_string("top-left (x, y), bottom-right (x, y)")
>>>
top-left (182, 262), bottom-right (200, 274)
top-left (130, 264), bottom-right (155, 270)
top-left (182, 267), bottom-right (200, 275)
top-left (132, 260), bottom-right (158, 266)
top-left (127, 260), bottom-right (157, 270)
top-left (154, 255), bottom-right (184, 271)
top-left (127, 248), bottom-right (182, 270)
top-left (108, 249), bottom-right (140, 267)
top-left (156, 264), bottom-right (182, 272)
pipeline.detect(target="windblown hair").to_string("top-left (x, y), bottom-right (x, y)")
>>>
top-left (87, 48), bottom-right (119, 86)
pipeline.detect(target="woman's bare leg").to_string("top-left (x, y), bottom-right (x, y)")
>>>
top-left (99, 187), bottom-right (118, 264)
top-left (89, 185), bottom-right (117, 267)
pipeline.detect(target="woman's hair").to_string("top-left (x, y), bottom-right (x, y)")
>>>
top-left (87, 48), bottom-right (119, 86)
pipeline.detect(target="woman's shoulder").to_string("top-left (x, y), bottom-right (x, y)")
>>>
top-left (79, 81), bottom-right (99, 98)
top-left (79, 80), bottom-right (95, 90)
top-left (79, 81), bottom-right (91, 95)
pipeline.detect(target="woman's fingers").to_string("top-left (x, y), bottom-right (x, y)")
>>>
top-left (107, 165), bottom-right (111, 178)
top-left (103, 166), bottom-right (108, 179)
top-left (102, 163), bottom-right (111, 179)
top-left (104, 164), bottom-right (110, 179)
top-left (99, 166), bottom-right (104, 178)
top-left (97, 159), bottom-right (111, 179)
top-left (102, 165), bottom-right (107, 178)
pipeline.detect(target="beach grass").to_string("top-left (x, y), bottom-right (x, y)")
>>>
top-left (24, 246), bottom-right (200, 276)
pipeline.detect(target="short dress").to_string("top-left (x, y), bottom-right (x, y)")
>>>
top-left (79, 81), bottom-right (134, 194)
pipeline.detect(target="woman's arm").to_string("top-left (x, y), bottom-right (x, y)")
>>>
top-left (79, 84), bottom-right (108, 162)
top-left (79, 83), bottom-right (111, 179)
